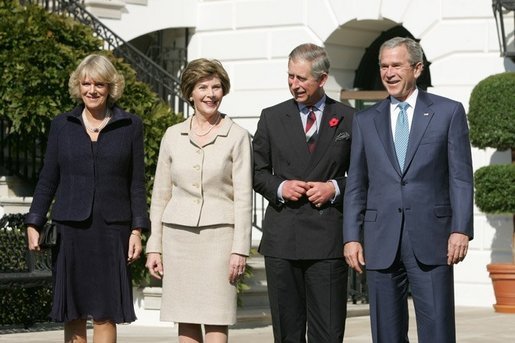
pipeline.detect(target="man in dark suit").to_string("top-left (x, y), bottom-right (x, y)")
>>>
top-left (253, 43), bottom-right (355, 343)
top-left (343, 37), bottom-right (473, 343)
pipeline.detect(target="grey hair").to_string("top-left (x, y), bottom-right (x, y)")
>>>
top-left (379, 37), bottom-right (424, 66)
top-left (288, 43), bottom-right (330, 80)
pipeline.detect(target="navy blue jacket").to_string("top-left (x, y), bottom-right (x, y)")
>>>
top-left (25, 105), bottom-right (149, 230)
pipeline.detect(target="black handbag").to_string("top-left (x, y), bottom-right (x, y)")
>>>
top-left (38, 222), bottom-right (57, 249)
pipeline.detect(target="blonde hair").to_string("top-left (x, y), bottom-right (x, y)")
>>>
top-left (68, 54), bottom-right (125, 106)
top-left (180, 58), bottom-right (230, 106)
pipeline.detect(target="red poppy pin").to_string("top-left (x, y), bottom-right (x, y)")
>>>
top-left (329, 117), bottom-right (339, 127)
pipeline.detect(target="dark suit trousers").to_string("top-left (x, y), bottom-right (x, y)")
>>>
top-left (367, 226), bottom-right (456, 343)
top-left (265, 256), bottom-right (348, 343)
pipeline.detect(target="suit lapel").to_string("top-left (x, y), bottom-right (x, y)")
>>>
top-left (373, 100), bottom-right (402, 175)
top-left (404, 91), bottom-right (434, 172)
top-left (280, 100), bottom-right (311, 165)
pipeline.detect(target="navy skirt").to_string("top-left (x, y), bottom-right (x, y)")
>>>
top-left (49, 197), bottom-right (136, 324)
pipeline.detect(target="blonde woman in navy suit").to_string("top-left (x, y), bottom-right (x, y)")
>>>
top-left (145, 59), bottom-right (252, 343)
top-left (26, 54), bottom-right (149, 343)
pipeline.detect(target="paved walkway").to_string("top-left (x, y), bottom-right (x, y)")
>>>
top-left (1, 303), bottom-right (514, 342)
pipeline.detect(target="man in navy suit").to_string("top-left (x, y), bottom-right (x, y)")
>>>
top-left (254, 43), bottom-right (355, 342)
top-left (343, 37), bottom-right (473, 343)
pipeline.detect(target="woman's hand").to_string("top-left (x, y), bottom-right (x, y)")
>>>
top-left (228, 253), bottom-right (247, 284)
top-left (27, 225), bottom-right (40, 251)
top-left (127, 229), bottom-right (142, 264)
top-left (146, 252), bottom-right (164, 280)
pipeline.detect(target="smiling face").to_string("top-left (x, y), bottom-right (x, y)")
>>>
top-left (80, 76), bottom-right (110, 114)
top-left (190, 75), bottom-right (224, 118)
top-left (379, 44), bottom-right (422, 102)
top-left (288, 58), bottom-right (327, 106)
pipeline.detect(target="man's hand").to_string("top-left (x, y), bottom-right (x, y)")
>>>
top-left (447, 232), bottom-right (469, 265)
top-left (306, 181), bottom-right (335, 207)
top-left (344, 241), bottom-right (365, 274)
top-left (282, 180), bottom-right (310, 201)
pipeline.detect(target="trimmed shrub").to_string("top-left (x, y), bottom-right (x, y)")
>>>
top-left (474, 165), bottom-right (515, 214)
top-left (468, 72), bottom-right (515, 151)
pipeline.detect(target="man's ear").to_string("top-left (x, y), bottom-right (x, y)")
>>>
top-left (318, 73), bottom-right (329, 88)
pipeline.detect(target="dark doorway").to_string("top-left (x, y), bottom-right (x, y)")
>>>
top-left (353, 26), bottom-right (432, 91)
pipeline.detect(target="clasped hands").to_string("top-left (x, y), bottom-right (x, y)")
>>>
top-left (282, 180), bottom-right (335, 208)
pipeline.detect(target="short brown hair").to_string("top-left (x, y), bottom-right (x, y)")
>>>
top-left (68, 54), bottom-right (125, 106)
top-left (180, 58), bottom-right (230, 106)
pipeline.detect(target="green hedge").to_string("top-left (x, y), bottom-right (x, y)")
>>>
top-left (468, 72), bottom-right (515, 151)
top-left (0, 214), bottom-right (52, 326)
top-left (474, 164), bottom-right (515, 214)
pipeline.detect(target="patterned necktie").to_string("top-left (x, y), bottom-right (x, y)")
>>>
top-left (305, 107), bottom-right (317, 153)
top-left (394, 102), bottom-right (410, 170)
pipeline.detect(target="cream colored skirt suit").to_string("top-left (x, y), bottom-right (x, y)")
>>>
top-left (146, 115), bottom-right (252, 325)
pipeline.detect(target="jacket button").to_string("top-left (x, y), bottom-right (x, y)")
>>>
top-left (398, 208), bottom-right (402, 213)
top-left (401, 181), bottom-right (407, 186)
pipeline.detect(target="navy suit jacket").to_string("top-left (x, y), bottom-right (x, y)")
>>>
top-left (343, 90), bottom-right (473, 269)
top-left (253, 96), bottom-right (355, 259)
top-left (25, 105), bottom-right (149, 230)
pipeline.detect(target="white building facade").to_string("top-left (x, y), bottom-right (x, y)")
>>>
top-left (95, 0), bottom-right (515, 308)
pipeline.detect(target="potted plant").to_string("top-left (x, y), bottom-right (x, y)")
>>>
top-left (468, 72), bottom-right (515, 313)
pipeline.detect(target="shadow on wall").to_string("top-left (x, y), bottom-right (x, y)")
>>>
top-left (487, 150), bottom-right (513, 263)
top-left (488, 214), bottom-right (513, 263)
top-left (503, 58), bottom-right (515, 72)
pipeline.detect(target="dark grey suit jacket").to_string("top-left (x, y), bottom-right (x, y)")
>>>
top-left (253, 96), bottom-right (355, 259)
top-left (25, 105), bottom-right (149, 230)
top-left (343, 90), bottom-right (473, 269)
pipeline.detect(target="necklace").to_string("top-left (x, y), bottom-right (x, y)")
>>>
top-left (192, 113), bottom-right (221, 137)
top-left (82, 109), bottom-right (111, 133)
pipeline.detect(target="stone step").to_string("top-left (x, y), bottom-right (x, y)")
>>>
top-left (0, 175), bottom-right (33, 198)
top-left (234, 306), bottom-right (272, 328)
top-left (0, 174), bottom-right (33, 216)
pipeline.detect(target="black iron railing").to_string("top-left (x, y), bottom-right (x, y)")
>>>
top-left (0, 119), bottom-right (45, 186)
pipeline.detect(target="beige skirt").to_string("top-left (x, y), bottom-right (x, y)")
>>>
top-left (160, 223), bottom-right (237, 325)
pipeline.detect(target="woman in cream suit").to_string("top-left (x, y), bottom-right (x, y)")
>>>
top-left (145, 58), bottom-right (252, 343)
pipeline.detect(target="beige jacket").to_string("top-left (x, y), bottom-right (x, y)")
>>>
top-left (146, 115), bottom-right (252, 256)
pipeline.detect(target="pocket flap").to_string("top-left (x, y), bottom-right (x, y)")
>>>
top-left (364, 210), bottom-right (377, 222)
top-left (434, 206), bottom-right (452, 218)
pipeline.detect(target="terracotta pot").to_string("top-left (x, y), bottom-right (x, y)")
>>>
top-left (487, 263), bottom-right (515, 313)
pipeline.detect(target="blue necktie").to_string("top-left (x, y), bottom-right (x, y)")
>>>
top-left (394, 102), bottom-right (410, 170)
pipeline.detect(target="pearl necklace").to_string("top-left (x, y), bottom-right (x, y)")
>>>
top-left (82, 109), bottom-right (111, 133)
top-left (192, 113), bottom-right (221, 137)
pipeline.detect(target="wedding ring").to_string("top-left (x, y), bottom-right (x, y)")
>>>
top-left (316, 203), bottom-right (321, 208)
